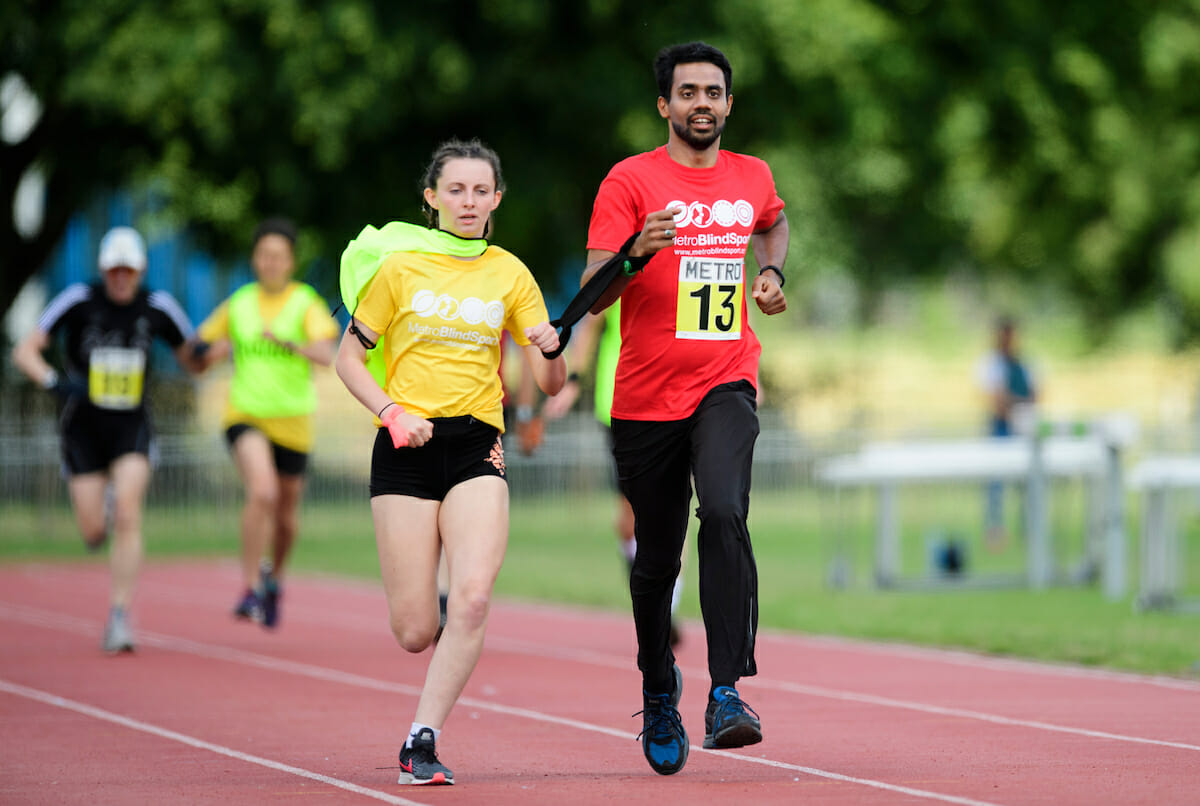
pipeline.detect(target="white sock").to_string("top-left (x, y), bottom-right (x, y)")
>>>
top-left (406, 723), bottom-right (440, 748)
top-left (621, 536), bottom-right (637, 563)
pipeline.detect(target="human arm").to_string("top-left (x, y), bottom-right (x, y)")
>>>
top-left (521, 323), bottom-right (566, 397)
top-left (750, 211), bottom-right (789, 316)
top-left (173, 339), bottom-right (218, 375)
top-left (11, 328), bottom-right (77, 394)
top-left (509, 338), bottom-right (543, 456)
top-left (264, 330), bottom-right (335, 366)
top-left (582, 207), bottom-right (681, 313)
top-left (334, 319), bottom-right (433, 448)
top-left (541, 311), bottom-right (603, 420)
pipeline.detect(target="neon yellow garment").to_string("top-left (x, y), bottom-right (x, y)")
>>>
top-left (340, 222), bottom-right (489, 386)
top-left (198, 282), bottom-right (337, 452)
top-left (352, 247), bottom-right (550, 432)
top-left (594, 300), bottom-right (621, 427)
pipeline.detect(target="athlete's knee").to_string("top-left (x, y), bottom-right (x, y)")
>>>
top-left (630, 555), bottom-right (682, 594)
top-left (448, 583), bottom-right (492, 631)
top-left (695, 496), bottom-right (748, 533)
top-left (245, 481), bottom-right (280, 511)
top-left (389, 614), bottom-right (437, 653)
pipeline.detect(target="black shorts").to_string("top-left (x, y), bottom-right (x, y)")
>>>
top-left (61, 405), bottom-right (154, 476)
top-left (369, 415), bottom-right (506, 501)
top-left (225, 424), bottom-right (309, 477)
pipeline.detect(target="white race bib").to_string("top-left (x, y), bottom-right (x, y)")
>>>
top-left (674, 256), bottom-right (743, 341)
top-left (88, 346), bottom-right (146, 410)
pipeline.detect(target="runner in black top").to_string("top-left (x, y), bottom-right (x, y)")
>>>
top-left (11, 226), bottom-right (203, 653)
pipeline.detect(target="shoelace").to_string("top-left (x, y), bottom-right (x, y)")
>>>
top-left (712, 692), bottom-right (760, 727)
top-left (634, 694), bottom-right (684, 742)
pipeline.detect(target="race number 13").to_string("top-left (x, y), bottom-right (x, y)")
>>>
top-left (675, 257), bottom-right (743, 341)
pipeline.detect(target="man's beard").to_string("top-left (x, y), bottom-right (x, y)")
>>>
top-left (672, 118), bottom-right (724, 150)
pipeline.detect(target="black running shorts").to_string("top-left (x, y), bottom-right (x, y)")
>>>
top-left (61, 406), bottom-right (154, 476)
top-left (369, 415), bottom-right (506, 501)
top-left (225, 423), bottom-right (309, 477)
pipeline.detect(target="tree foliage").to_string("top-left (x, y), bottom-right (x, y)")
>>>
top-left (5, 1), bottom-right (1200, 342)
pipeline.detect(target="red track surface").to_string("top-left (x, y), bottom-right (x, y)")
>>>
top-left (1, 560), bottom-right (1196, 805)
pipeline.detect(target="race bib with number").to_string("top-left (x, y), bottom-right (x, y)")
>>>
top-left (88, 346), bottom-right (146, 410)
top-left (674, 256), bottom-right (743, 341)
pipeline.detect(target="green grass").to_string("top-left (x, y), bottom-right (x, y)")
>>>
top-left (4, 488), bottom-right (1198, 678)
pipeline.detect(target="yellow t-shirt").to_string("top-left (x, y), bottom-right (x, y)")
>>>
top-left (198, 282), bottom-right (338, 452)
top-left (352, 246), bottom-right (548, 432)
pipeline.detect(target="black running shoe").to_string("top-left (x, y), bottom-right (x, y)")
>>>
top-left (635, 664), bottom-right (688, 775)
top-left (703, 685), bottom-right (762, 749)
top-left (259, 565), bottom-right (280, 629)
top-left (232, 589), bottom-right (262, 623)
top-left (398, 727), bottom-right (454, 785)
top-left (433, 592), bottom-right (448, 642)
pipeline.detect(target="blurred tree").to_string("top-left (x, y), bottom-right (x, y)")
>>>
top-left (1, 0), bottom-right (717, 317)
top-left (718, 0), bottom-right (1200, 343)
top-left (5, 1), bottom-right (1200, 343)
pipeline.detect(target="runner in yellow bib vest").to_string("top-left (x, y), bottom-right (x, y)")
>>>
top-left (195, 218), bottom-right (338, 629)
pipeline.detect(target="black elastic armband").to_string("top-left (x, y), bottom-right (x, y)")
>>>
top-left (757, 265), bottom-right (785, 288)
top-left (348, 321), bottom-right (377, 350)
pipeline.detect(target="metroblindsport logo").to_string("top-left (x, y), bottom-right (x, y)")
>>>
top-left (411, 290), bottom-right (505, 328)
top-left (667, 199), bottom-right (755, 229)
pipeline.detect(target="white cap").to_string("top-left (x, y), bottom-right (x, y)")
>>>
top-left (98, 226), bottom-right (148, 272)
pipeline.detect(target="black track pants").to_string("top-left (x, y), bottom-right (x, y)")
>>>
top-left (611, 380), bottom-right (760, 692)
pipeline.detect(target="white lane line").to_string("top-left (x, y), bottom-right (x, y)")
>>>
top-left (0, 678), bottom-right (429, 806)
top-left (5, 599), bottom-right (1197, 756)
top-left (22, 564), bottom-right (1200, 692)
top-left (484, 636), bottom-right (1200, 754)
top-left (0, 603), bottom-right (1004, 805)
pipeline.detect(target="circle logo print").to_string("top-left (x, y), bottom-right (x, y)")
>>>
top-left (734, 200), bottom-right (754, 227)
top-left (435, 294), bottom-right (460, 320)
top-left (688, 202), bottom-right (714, 228)
top-left (412, 290), bottom-right (438, 317)
top-left (485, 301), bottom-right (505, 328)
top-left (460, 297), bottom-right (486, 325)
top-left (713, 199), bottom-right (736, 227)
top-left (669, 201), bottom-right (690, 228)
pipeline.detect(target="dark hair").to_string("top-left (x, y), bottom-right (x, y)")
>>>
top-left (252, 217), bottom-right (298, 249)
top-left (420, 138), bottom-right (506, 234)
top-left (654, 41), bottom-right (733, 100)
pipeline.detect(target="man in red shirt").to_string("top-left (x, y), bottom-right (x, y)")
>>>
top-left (583, 41), bottom-right (789, 775)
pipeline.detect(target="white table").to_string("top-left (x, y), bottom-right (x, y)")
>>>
top-left (816, 435), bottom-right (1125, 595)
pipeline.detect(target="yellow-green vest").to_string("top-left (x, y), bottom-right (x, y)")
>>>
top-left (229, 283), bottom-right (319, 417)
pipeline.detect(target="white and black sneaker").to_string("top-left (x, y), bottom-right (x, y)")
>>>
top-left (397, 727), bottom-right (454, 785)
top-left (101, 607), bottom-right (134, 654)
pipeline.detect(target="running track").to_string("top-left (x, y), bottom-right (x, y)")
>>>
top-left (1, 561), bottom-right (1196, 805)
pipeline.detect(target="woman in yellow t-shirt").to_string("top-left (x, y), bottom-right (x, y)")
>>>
top-left (196, 218), bottom-right (337, 629)
top-left (335, 139), bottom-right (565, 786)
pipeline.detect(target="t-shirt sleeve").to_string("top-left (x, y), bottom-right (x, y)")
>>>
top-left (148, 290), bottom-right (194, 347)
top-left (36, 283), bottom-right (90, 335)
top-left (197, 299), bottom-right (231, 343)
top-left (303, 295), bottom-right (339, 341)
top-left (586, 169), bottom-right (641, 253)
top-left (753, 160), bottom-right (785, 231)
top-left (504, 265), bottom-right (550, 347)
top-left (352, 258), bottom-right (399, 338)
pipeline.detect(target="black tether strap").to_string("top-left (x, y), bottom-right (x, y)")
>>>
top-left (543, 233), bottom-right (639, 359)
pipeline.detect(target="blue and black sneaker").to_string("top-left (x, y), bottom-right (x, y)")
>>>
top-left (703, 686), bottom-right (762, 749)
top-left (635, 664), bottom-right (688, 775)
top-left (232, 589), bottom-right (263, 623)
top-left (259, 563), bottom-right (280, 629)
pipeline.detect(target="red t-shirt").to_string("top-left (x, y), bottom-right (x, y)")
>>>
top-left (587, 146), bottom-right (784, 420)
